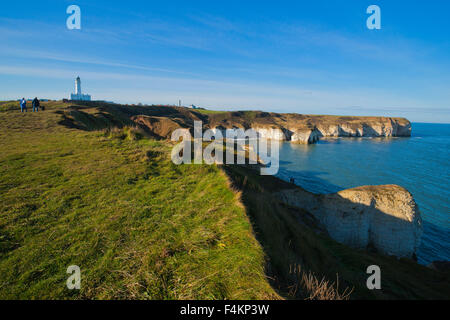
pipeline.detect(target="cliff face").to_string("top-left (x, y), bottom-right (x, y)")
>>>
top-left (314, 118), bottom-right (412, 139)
top-left (66, 104), bottom-right (412, 144)
top-left (276, 185), bottom-right (423, 258)
top-left (131, 115), bottom-right (182, 139)
top-left (207, 112), bottom-right (411, 144)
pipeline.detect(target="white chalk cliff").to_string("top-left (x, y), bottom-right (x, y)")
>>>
top-left (206, 112), bottom-right (411, 144)
top-left (130, 109), bottom-right (412, 144)
top-left (276, 185), bottom-right (422, 258)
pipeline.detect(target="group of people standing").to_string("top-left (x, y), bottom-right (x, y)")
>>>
top-left (20, 97), bottom-right (41, 112)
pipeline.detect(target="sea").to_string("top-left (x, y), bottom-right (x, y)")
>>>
top-left (276, 123), bottom-right (449, 265)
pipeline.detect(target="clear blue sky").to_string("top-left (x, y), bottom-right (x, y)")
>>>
top-left (1, 0), bottom-right (449, 122)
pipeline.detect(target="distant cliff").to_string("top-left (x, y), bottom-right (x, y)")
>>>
top-left (206, 111), bottom-right (411, 144)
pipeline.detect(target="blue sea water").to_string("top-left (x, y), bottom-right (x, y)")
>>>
top-left (276, 123), bottom-right (449, 265)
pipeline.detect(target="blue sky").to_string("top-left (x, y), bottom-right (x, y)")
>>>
top-left (0, 0), bottom-right (449, 123)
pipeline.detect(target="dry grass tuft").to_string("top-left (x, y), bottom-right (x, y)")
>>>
top-left (289, 264), bottom-right (353, 300)
top-left (103, 126), bottom-right (146, 141)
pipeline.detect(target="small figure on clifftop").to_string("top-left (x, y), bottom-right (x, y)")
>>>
top-left (20, 98), bottom-right (27, 113)
top-left (32, 97), bottom-right (40, 112)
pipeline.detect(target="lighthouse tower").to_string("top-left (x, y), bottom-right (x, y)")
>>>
top-left (75, 76), bottom-right (81, 95)
top-left (70, 76), bottom-right (91, 101)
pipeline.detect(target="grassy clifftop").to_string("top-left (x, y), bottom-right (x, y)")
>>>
top-left (0, 101), bottom-right (277, 299)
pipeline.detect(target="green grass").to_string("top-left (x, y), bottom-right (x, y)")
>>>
top-left (0, 100), bottom-right (68, 112)
top-left (0, 103), bottom-right (278, 299)
top-left (192, 109), bottom-right (226, 115)
top-left (0, 101), bottom-right (23, 112)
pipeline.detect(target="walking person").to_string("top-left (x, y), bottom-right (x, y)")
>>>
top-left (32, 97), bottom-right (40, 112)
top-left (20, 98), bottom-right (27, 113)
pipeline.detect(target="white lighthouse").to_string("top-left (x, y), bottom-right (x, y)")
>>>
top-left (75, 76), bottom-right (81, 95)
top-left (71, 76), bottom-right (91, 101)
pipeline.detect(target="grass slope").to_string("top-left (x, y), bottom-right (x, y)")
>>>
top-left (0, 102), bottom-right (278, 299)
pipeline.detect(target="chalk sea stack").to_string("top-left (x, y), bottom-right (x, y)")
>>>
top-left (277, 185), bottom-right (423, 259)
